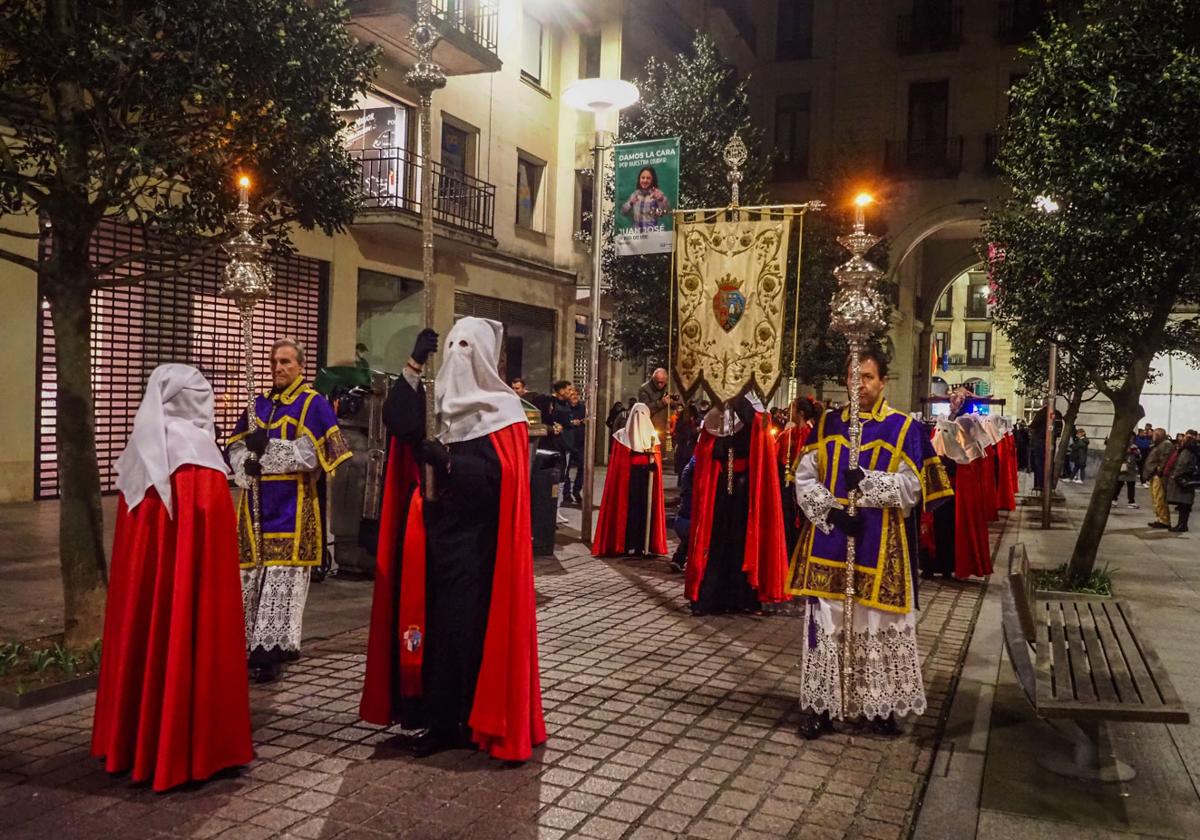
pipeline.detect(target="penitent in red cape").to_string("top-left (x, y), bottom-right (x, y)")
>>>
top-left (91, 465), bottom-right (254, 792)
top-left (591, 440), bottom-right (668, 557)
top-left (360, 423), bottom-right (546, 762)
top-left (359, 438), bottom-right (421, 725)
top-left (684, 411), bottom-right (788, 604)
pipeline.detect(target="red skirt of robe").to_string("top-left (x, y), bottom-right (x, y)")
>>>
top-left (953, 460), bottom-right (993, 579)
top-left (91, 465), bottom-right (254, 792)
top-left (998, 435), bottom-right (1018, 510)
top-left (592, 441), bottom-right (668, 557)
top-left (981, 447), bottom-right (1000, 523)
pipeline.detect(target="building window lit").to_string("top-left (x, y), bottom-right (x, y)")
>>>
top-left (521, 13), bottom-right (544, 86)
top-left (516, 154), bottom-right (545, 231)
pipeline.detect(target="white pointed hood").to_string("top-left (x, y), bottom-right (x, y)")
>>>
top-left (434, 316), bottom-right (527, 444)
top-left (114, 364), bottom-right (229, 516)
top-left (615, 402), bottom-right (657, 452)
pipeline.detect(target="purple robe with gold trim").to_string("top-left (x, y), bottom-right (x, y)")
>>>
top-left (227, 377), bottom-right (351, 569)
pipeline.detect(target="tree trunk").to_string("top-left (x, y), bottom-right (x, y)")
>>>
top-left (43, 233), bottom-right (108, 647)
top-left (1067, 395), bottom-right (1143, 585)
top-left (1066, 287), bottom-right (1175, 583)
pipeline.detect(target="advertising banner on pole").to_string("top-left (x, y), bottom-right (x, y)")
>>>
top-left (613, 137), bottom-right (680, 256)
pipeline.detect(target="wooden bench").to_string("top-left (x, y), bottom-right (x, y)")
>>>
top-left (1000, 543), bottom-right (1190, 782)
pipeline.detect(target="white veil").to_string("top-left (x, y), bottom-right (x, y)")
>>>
top-left (434, 316), bottom-right (528, 444)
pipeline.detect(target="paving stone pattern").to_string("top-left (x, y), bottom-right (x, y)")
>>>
top-left (0, 544), bottom-right (984, 840)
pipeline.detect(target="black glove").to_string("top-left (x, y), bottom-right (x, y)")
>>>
top-left (731, 395), bottom-right (757, 428)
top-left (828, 508), bottom-right (864, 538)
top-left (245, 428), bottom-right (268, 456)
top-left (411, 328), bottom-right (439, 365)
top-left (845, 467), bottom-right (865, 493)
top-left (243, 458), bottom-right (262, 478)
top-left (421, 439), bottom-right (451, 473)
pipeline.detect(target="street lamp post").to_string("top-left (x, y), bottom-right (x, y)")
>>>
top-left (1033, 195), bottom-right (1061, 530)
top-left (563, 78), bottom-right (639, 545)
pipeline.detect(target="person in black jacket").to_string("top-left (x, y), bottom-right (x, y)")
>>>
top-left (552, 382), bottom-right (586, 505)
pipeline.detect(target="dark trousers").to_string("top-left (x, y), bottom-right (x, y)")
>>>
top-left (562, 449), bottom-right (584, 499)
top-left (1176, 504), bottom-right (1192, 531)
top-left (1112, 481), bottom-right (1135, 503)
top-left (1031, 444), bottom-right (1045, 490)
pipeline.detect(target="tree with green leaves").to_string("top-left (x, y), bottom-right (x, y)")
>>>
top-left (0, 0), bottom-right (376, 645)
top-left (983, 0), bottom-right (1200, 582)
top-left (603, 33), bottom-right (770, 365)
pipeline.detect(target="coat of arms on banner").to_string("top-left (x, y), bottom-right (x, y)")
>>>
top-left (674, 214), bottom-right (794, 403)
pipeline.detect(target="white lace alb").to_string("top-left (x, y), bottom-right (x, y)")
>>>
top-left (857, 471), bottom-right (904, 508)
top-left (241, 566), bottom-right (310, 652)
top-left (797, 483), bottom-right (838, 534)
top-left (799, 606), bottom-right (927, 721)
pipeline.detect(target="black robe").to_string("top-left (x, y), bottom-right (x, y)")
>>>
top-left (383, 378), bottom-right (501, 737)
top-left (694, 423), bottom-right (760, 614)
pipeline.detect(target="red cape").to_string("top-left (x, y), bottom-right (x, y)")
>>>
top-left (592, 440), bottom-right (668, 557)
top-left (998, 434), bottom-right (1017, 511)
top-left (685, 411), bottom-right (788, 603)
top-left (954, 459), bottom-right (994, 578)
top-left (91, 465), bottom-right (253, 792)
top-left (360, 437), bottom-right (421, 725)
top-left (361, 423), bottom-right (546, 761)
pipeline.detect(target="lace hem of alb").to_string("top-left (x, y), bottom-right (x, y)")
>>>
top-left (241, 566), bottom-right (310, 653)
top-left (799, 620), bottom-right (927, 720)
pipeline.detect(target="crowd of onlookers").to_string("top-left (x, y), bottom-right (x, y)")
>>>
top-left (1014, 417), bottom-right (1198, 534)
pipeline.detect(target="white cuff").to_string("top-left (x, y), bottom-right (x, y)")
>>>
top-left (797, 483), bottom-right (839, 534)
top-left (857, 471), bottom-right (904, 509)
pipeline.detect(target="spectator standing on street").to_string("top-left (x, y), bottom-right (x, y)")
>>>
top-left (1164, 430), bottom-right (1198, 533)
top-left (1143, 428), bottom-right (1175, 529)
top-left (605, 401), bottom-right (628, 438)
top-left (1111, 445), bottom-right (1140, 508)
top-left (1068, 428), bottom-right (1090, 483)
top-left (1133, 424), bottom-right (1153, 482)
top-left (670, 455), bottom-right (696, 573)
top-left (554, 383), bottom-right (586, 506)
top-left (673, 403), bottom-right (700, 474)
top-left (639, 368), bottom-right (671, 440)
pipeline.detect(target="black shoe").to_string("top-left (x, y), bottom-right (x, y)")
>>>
top-left (920, 569), bottom-right (934, 580)
top-left (798, 711), bottom-right (833, 740)
top-left (282, 650), bottom-right (301, 663)
top-left (870, 713), bottom-right (900, 735)
top-left (689, 604), bottom-right (706, 616)
top-left (572, 493), bottom-right (584, 506)
top-left (253, 662), bottom-right (282, 684)
top-left (1149, 522), bottom-right (1169, 529)
top-left (669, 558), bottom-right (685, 574)
top-left (1168, 525), bottom-right (1189, 533)
top-left (409, 729), bottom-right (454, 758)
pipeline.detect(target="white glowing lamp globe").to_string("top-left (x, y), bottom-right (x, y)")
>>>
top-left (563, 78), bottom-right (639, 127)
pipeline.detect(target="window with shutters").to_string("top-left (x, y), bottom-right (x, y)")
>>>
top-left (454, 291), bottom-right (557, 389)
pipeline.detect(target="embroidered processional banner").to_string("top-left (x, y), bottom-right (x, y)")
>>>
top-left (674, 212), bottom-right (795, 403)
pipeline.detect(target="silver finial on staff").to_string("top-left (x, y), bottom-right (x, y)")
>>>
top-left (829, 192), bottom-right (888, 717)
top-left (222, 174), bottom-right (275, 631)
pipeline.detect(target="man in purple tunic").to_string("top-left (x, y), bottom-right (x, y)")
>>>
top-left (227, 338), bottom-right (351, 682)
top-left (787, 348), bottom-right (928, 738)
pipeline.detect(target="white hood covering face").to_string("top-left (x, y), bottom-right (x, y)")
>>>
top-left (435, 316), bottom-right (527, 444)
top-left (114, 364), bottom-right (229, 517)
top-left (615, 402), bottom-right (657, 452)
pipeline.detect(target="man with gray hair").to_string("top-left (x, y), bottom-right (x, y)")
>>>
top-left (227, 337), bottom-right (351, 682)
top-left (638, 367), bottom-right (671, 440)
top-left (1142, 427), bottom-right (1174, 529)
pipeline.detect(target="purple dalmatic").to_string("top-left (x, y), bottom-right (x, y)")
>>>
top-left (227, 376), bottom-right (350, 569)
top-left (788, 397), bottom-right (926, 614)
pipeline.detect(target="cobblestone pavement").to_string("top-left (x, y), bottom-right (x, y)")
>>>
top-left (0, 538), bottom-right (988, 840)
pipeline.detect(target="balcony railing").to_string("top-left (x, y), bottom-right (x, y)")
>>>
top-left (997, 0), bottom-right (1047, 44)
top-left (350, 146), bottom-right (496, 238)
top-left (430, 0), bottom-right (499, 56)
top-left (883, 136), bottom-right (964, 178)
top-left (897, 7), bottom-right (964, 54)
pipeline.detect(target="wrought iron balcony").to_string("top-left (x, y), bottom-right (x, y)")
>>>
top-left (348, 0), bottom-right (501, 76)
top-left (997, 0), bottom-right (1047, 44)
top-left (350, 146), bottom-right (496, 239)
top-left (883, 137), bottom-right (964, 179)
top-left (897, 7), bottom-right (964, 54)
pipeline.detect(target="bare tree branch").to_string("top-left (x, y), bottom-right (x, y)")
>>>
top-left (0, 246), bottom-right (38, 272)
